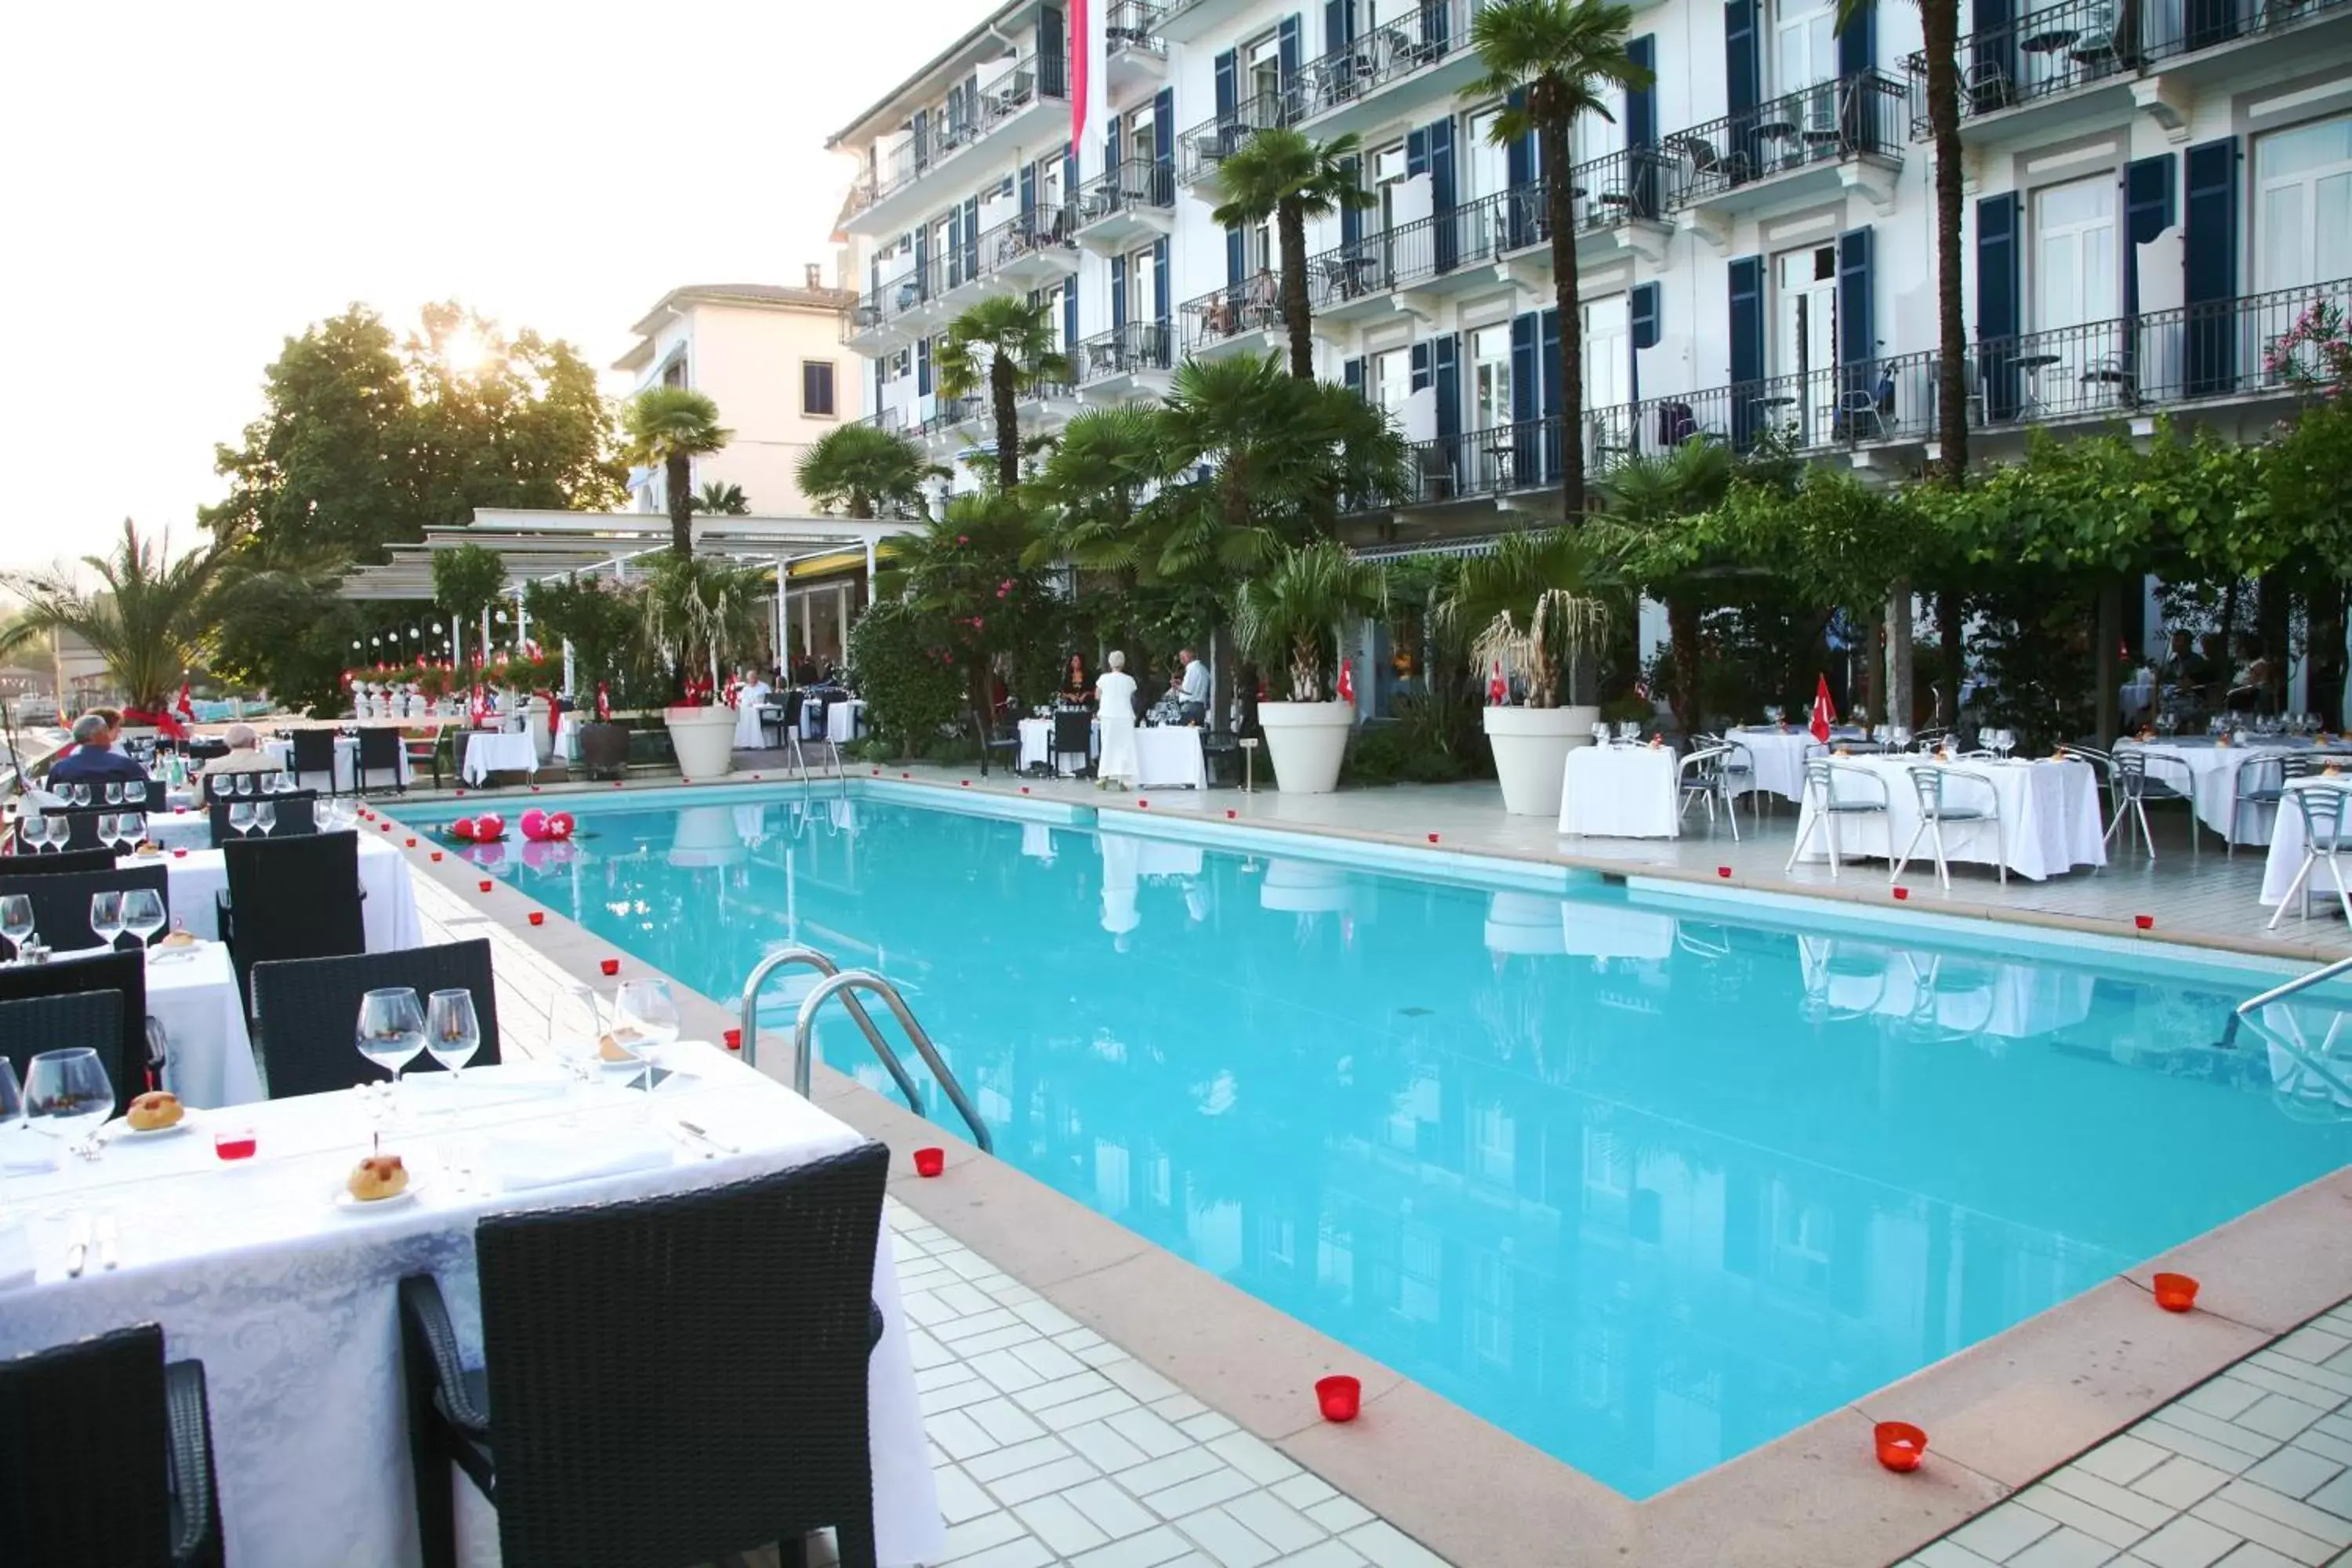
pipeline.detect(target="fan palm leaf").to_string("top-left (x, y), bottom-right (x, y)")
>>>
top-left (621, 387), bottom-right (732, 557)
top-left (2, 521), bottom-right (228, 712)
top-left (1210, 129), bottom-right (1378, 378)
top-left (936, 296), bottom-right (1074, 492)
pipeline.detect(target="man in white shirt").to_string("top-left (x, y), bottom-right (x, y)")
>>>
top-left (1176, 648), bottom-right (1209, 726)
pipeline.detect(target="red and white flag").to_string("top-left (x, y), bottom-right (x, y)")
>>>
top-left (1809, 673), bottom-right (1837, 743)
top-left (469, 684), bottom-right (489, 730)
top-left (175, 681), bottom-right (194, 723)
top-left (1337, 659), bottom-right (1355, 704)
top-left (595, 681), bottom-right (612, 722)
top-left (1070, 0), bottom-right (1107, 155)
top-left (1487, 661), bottom-right (1507, 706)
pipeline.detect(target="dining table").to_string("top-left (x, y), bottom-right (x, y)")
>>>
top-left (2116, 736), bottom-right (2352, 847)
top-left (459, 731), bottom-right (540, 786)
top-left (117, 829), bottom-right (423, 951)
top-left (1726, 726), bottom-right (1816, 802)
top-left (27, 938), bottom-right (263, 1107)
top-left (1789, 754), bottom-right (2107, 880)
top-left (264, 734), bottom-right (414, 793)
top-left (0, 1043), bottom-right (944, 1567)
top-left (2259, 774), bottom-right (2352, 913)
top-left (1559, 742), bottom-right (1682, 837)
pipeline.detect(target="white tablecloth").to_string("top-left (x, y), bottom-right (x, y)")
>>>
top-left (1791, 757), bottom-right (2106, 881)
top-left (147, 810), bottom-right (215, 851)
top-left (798, 698), bottom-right (865, 744)
top-left (264, 735), bottom-right (415, 793)
top-left (41, 940), bottom-right (262, 1107)
top-left (1798, 938), bottom-right (2097, 1038)
top-left (554, 712), bottom-right (583, 763)
top-left (460, 731), bottom-right (540, 785)
top-left (124, 832), bottom-right (423, 951)
top-left (1018, 716), bottom-right (1104, 776)
top-left (1559, 744), bottom-right (1680, 837)
top-left (0, 1046), bottom-right (942, 1568)
top-left (1134, 727), bottom-right (1206, 789)
top-left (2260, 775), bottom-right (2352, 907)
top-left (2114, 739), bottom-right (2351, 847)
top-left (1727, 728), bottom-right (1813, 802)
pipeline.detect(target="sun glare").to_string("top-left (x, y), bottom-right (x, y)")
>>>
top-left (441, 325), bottom-right (497, 378)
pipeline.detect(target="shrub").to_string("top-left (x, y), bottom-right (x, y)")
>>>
top-left (847, 597), bottom-right (965, 757)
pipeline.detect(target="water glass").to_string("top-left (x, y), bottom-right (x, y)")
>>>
top-left (1, 895), bottom-right (34, 960)
top-left (116, 812), bottom-right (144, 850)
top-left (234, 775), bottom-right (254, 798)
top-left (120, 888), bottom-right (165, 949)
top-left (89, 891), bottom-right (125, 953)
top-left (103, 782), bottom-right (122, 806)
top-left (24, 1047), bottom-right (113, 1156)
top-left (612, 978), bottom-right (681, 1096)
top-left (355, 988), bottom-right (428, 1102)
top-left (424, 989), bottom-right (481, 1081)
top-left (227, 802), bottom-right (256, 837)
top-left (255, 802), bottom-right (278, 837)
top-left (546, 983), bottom-right (604, 1090)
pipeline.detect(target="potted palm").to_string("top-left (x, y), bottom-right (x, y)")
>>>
top-left (641, 555), bottom-right (766, 779)
top-left (1234, 541), bottom-right (1385, 794)
top-left (1437, 529), bottom-right (1611, 815)
top-left (523, 575), bottom-right (642, 778)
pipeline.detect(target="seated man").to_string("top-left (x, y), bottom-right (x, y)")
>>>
top-left (46, 712), bottom-right (153, 789)
top-left (199, 723), bottom-right (282, 777)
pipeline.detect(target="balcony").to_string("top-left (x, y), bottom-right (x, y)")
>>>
top-left (989, 208), bottom-right (1083, 289)
top-left (1104, 1), bottom-right (1171, 93)
top-left (858, 407), bottom-right (909, 434)
top-left (1073, 158), bottom-right (1178, 252)
top-left (842, 267), bottom-right (932, 350)
top-left (1073, 321), bottom-right (1177, 397)
top-left (1661, 71), bottom-right (1907, 230)
top-left (914, 396), bottom-right (985, 448)
top-left (842, 53), bottom-right (1069, 234)
top-left (1157, 0), bottom-right (1265, 45)
top-left (1178, 280), bottom-right (1287, 358)
top-left (1177, 92), bottom-right (1297, 198)
top-left (1292, 1), bottom-right (1488, 140)
top-left (1909, 0), bottom-right (2352, 140)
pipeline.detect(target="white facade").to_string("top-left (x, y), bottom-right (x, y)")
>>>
top-left (615, 282), bottom-right (857, 518)
top-left (829, 0), bottom-right (2352, 509)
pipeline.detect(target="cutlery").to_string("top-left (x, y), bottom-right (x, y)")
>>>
top-left (96, 1214), bottom-right (118, 1272)
top-left (64, 1214), bottom-right (90, 1279)
top-left (673, 1120), bottom-right (740, 1156)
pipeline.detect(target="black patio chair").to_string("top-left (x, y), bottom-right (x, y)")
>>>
top-left (0, 1323), bottom-right (223, 1568)
top-left (0, 949), bottom-right (158, 1094)
top-left (208, 790), bottom-right (318, 848)
top-left (398, 1142), bottom-right (891, 1568)
top-left (0, 990), bottom-right (126, 1090)
top-left (0, 864), bottom-right (170, 955)
top-left (218, 832), bottom-right (365, 1017)
top-left (249, 938), bottom-right (500, 1100)
top-left (2, 845), bottom-right (120, 873)
top-left (356, 727), bottom-right (405, 793)
top-left (1051, 708), bottom-right (1094, 779)
top-left (286, 728), bottom-right (339, 794)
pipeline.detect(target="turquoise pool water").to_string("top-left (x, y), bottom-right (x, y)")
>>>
top-left (412, 786), bottom-right (2351, 1497)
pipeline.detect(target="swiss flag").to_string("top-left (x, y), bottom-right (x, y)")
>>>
top-left (1487, 661), bottom-right (1507, 705)
top-left (1337, 659), bottom-right (1355, 704)
top-left (1809, 673), bottom-right (1837, 743)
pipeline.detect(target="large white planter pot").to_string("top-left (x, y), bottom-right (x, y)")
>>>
top-left (1484, 704), bottom-right (1600, 817)
top-left (524, 698), bottom-right (555, 765)
top-left (1260, 858), bottom-right (1354, 913)
top-left (664, 705), bottom-right (739, 780)
top-left (1257, 701), bottom-right (1354, 794)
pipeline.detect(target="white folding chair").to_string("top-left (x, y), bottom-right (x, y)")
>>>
top-left (1788, 758), bottom-right (1889, 877)
top-left (1892, 764), bottom-right (2006, 890)
top-left (2267, 782), bottom-right (2352, 930)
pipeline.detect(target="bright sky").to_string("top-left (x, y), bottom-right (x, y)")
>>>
top-left (0, 0), bottom-right (996, 574)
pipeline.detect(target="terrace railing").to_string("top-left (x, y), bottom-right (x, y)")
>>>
top-left (1178, 91), bottom-right (1295, 185)
top-left (1178, 278), bottom-right (1286, 352)
top-left (1290, 0), bottom-right (1469, 120)
top-left (847, 53), bottom-right (1067, 216)
top-left (1074, 320), bottom-right (1177, 384)
top-left (1105, 0), bottom-right (1170, 55)
top-left (1661, 71), bottom-right (1907, 209)
top-left (1076, 157), bottom-right (1177, 223)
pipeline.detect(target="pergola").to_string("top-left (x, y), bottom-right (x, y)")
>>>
top-left (339, 509), bottom-right (920, 671)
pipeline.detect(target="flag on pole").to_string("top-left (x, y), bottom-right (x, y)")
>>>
top-left (175, 681), bottom-right (194, 724)
top-left (469, 684), bottom-right (489, 730)
top-left (1809, 673), bottom-right (1837, 743)
top-left (1487, 661), bottom-right (1507, 705)
top-left (595, 681), bottom-right (612, 722)
top-left (1337, 659), bottom-right (1355, 705)
top-left (1070, 0), bottom-right (1107, 155)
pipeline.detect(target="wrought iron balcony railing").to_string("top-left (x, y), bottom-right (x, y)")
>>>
top-left (1177, 91), bottom-right (1296, 184)
top-left (845, 53), bottom-right (1068, 216)
top-left (1290, 0), bottom-right (1469, 120)
top-left (1105, 0), bottom-right (1169, 54)
top-left (1178, 279), bottom-right (1286, 352)
top-left (1076, 158), bottom-right (1177, 222)
top-left (1660, 71), bottom-right (1907, 209)
top-left (1074, 321), bottom-right (1177, 384)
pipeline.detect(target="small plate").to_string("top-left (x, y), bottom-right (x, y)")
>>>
top-left (332, 1182), bottom-right (423, 1214)
top-left (110, 1112), bottom-right (199, 1141)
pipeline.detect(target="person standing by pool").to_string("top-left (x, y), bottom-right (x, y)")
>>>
top-left (1096, 652), bottom-right (1138, 789)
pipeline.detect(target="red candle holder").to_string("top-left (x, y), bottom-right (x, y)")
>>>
top-left (527, 911), bottom-right (545, 927)
top-left (430, 851), bottom-right (444, 862)
top-left (1428, 833), bottom-right (1440, 844)
top-left (1138, 800), bottom-right (1149, 809)
top-left (913, 1146), bottom-right (945, 1178)
top-left (723, 1028), bottom-right (742, 1051)
top-left (1893, 886), bottom-right (1910, 901)
top-left (380, 821), bottom-right (393, 832)
top-left (1874, 1421), bottom-right (1927, 1472)
top-left (1225, 809), bottom-right (1236, 819)
top-left (2135, 914), bottom-right (2154, 931)
top-left (1020, 786), bottom-right (1030, 794)
top-left (960, 779), bottom-right (970, 787)
top-left (681, 777), bottom-right (691, 785)
top-left (213, 1128), bottom-right (258, 1162)
top-left (2152, 1272), bottom-right (2199, 1312)
top-left (751, 774), bottom-right (761, 781)
top-left (531, 785), bottom-right (541, 793)
top-left (613, 781), bottom-right (623, 788)
top-left (172, 848), bottom-right (187, 859)
top-left (477, 880), bottom-right (493, 892)
top-left (1718, 866), bottom-right (1733, 878)
top-left (901, 771), bottom-right (910, 779)
top-left (453, 791), bottom-right (464, 800)
top-left (599, 958), bottom-right (620, 976)
top-left (1316, 1375), bottom-right (1362, 1423)
top-left (405, 837), bottom-right (416, 848)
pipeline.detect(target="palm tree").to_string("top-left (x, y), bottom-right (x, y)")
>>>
top-left (1433, 528), bottom-right (1612, 707)
top-left (1023, 406), bottom-right (1166, 577)
top-left (1464, 0), bottom-right (1652, 518)
top-left (935, 296), bottom-right (1073, 493)
top-left (620, 387), bottom-right (731, 557)
top-left (796, 423), bottom-right (938, 519)
top-left (1594, 439), bottom-right (1734, 730)
top-left (1210, 129), bottom-right (1377, 381)
top-left (688, 481), bottom-right (750, 515)
top-left (0, 521), bottom-right (226, 713)
top-left (1234, 540), bottom-right (1388, 702)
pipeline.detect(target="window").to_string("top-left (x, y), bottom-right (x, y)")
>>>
top-left (1470, 324), bottom-right (1513, 485)
top-left (1040, 283), bottom-right (1069, 352)
top-left (1584, 295), bottom-right (1632, 411)
top-left (801, 361), bottom-right (837, 417)
top-left (1036, 152), bottom-right (1065, 211)
top-left (1246, 30), bottom-right (1284, 106)
top-left (1128, 245), bottom-right (1159, 324)
top-left (1371, 143), bottom-right (1410, 237)
top-left (1773, 243), bottom-right (1838, 445)
top-left (2256, 114), bottom-right (2352, 293)
top-left (1368, 346), bottom-right (1411, 418)
top-left (1466, 107), bottom-right (1511, 199)
top-left (1774, 0), bottom-right (1837, 95)
top-left (2034, 174), bottom-right (2118, 331)
top-left (1123, 104), bottom-right (1156, 169)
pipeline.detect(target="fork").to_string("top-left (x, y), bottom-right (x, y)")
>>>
top-left (64, 1213), bottom-right (90, 1279)
top-left (95, 1214), bottom-right (118, 1272)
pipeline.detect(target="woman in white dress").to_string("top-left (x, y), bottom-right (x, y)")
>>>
top-left (1095, 651), bottom-right (1138, 789)
top-left (731, 669), bottom-right (772, 752)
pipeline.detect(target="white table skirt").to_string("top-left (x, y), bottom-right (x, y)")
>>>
top-left (2260, 776), bottom-right (2352, 906)
top-left (264, 735), bottom-right (415, 793)
top-left (40, 939), bottom-right (263, 1107)
top-left (1018, 717), bottom-right (1101, 776)
top-left (125, 832), bottom-right (423, 951)
top-left (2114, 739), bottom-right (2351, 847)
top-left (460, 732), bottom-right (540, 785)
top-left (1134, 727), bottom-right (1206, 789)
top-left (1798, 937), bottom-right (2096, 1038)
top-left (1791, 757), bottom-right (2106, 881)
top-left (798, 699), bottom-right (865, 744)
top-left (1727, 728), bottom-right (1813, 802)
top-left (0, 1047), bottom-right (942, 1568)
top-left (1559, 744), bottom-right (1680, 837)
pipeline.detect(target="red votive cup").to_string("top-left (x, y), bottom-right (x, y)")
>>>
top-left (2136, 914), bottom-right (2154, 930)
top-left (1428, 833), bottom-right (1440, 844)
top-left (405, 837), bottom-right (416, 848)
top-left (430, 851), bottom-right (443, 862)
top-left (213, 1128), bottom-right (258, 1161)
top-left (1875, 1421), bottom-right (1927, 1472)
top-left (1893, 886), bottom-right (1910, 900)
top-left (477, 880), bottom-right (492, 892)
top-left (1316, 1375), bottom-right (1362, 1423)
top-left (1226, 810), bottom-right (1237, 819)
top-left (723, 1028), bottom-right (742, 1051)
top-left (1718, 866), bottom-right (1733, 878)
top-left (172, 849), bottom-right (187, 859)
top-left (527, 911), bottom-right (544, 927)
top-left (913, 1147), bottom-right (946, 1178)
top-left (600, 958), bottom-right (620, 976)
top-left (2153, 1272), bottom-right (2199, 1312)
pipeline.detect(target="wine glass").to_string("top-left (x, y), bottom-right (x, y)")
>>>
top-left (546, 983), bottom-right (603, 1090)
top-left (1, 895), bottom-right (34, 961)
top-left (255, 802), bottom-right (278, 837)
top-left (71, 783), bottom-right (91, 808)
top-left (227, 801), bottom-right (255, 837)
top-left (234, 774), bottom-right (254, 798)
top-left (116, 812), bottom-right (144, 851)
top-left (425, 990), bottom-right (481, 1083)
top-left (31, 817), bottom-right (60, 854)
top-left (125, 780), bottom-right (147, 807)
top-left (24, 1047), bottom-right (113, 1159)
top-left (355, 988), bottom-right (428, 1109)
top-left (0, 1058), bottom-right (24, 1177)
top-left (612, 978), bottom-right (681, 1097)
top-left (95, 813), bottom-right (118, 854)
top-left (103, 782), bottom-right (122, 807)
top-left (121, 888), bottom-right (165, 950)
top-left (89, 891), bottom-right (125, 953)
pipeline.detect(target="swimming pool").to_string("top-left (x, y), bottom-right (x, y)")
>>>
top-left (412, 785), bottom-right (2352, 1497)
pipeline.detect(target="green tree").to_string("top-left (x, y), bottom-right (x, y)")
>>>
top-left (935, 295), bottom-right (1073, 493)
top-left (878, 493), bottom-right (1063, 750)
top-left (621, 387), bottom-right (732, 557)
top-left (432, 541), bottom-right (509, 653)
top-left (641, 554), bottom-right (768, 699)
top-left (523, 575), bottom-right (649, 705)
top-left (1433, 528), bottom-right (1613, 707)
top-left (1591, 439), bottom-right (1735, 729)
top-left (796, 423), bottom-right (938, 518)
top-left (1235, 540), bottom-right (1388, 701)
top-left (689, 481), bottom-right (750, 516)
top-left (1023, 406), bottom-right (1165, 576)
top-left (0, 522), bottom-right (226, 713)
top-left (1209, 129), bottom-right (1377, 379)
top-left (1463, 0), bottom-right (1652, 517)
top-left (206, 540), bottom-right (360, 714)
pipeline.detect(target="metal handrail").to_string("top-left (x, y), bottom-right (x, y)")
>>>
top-left (793, 969), bottom-right (995, 1152)
top-left (2218, 954), bottom-right (2352, 1049)
top-left (738, 945), bottom-right (923, 1111)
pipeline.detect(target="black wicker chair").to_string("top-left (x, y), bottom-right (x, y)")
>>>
top-left (207, 790), bottom-right (318, 848)
top-left (398, 1143), bottom-right (891, 1568)
top-left (0, 865), bottom-right (171, 956)
top-left (0, 990), bottom-right (127, 1089)
top-left (0, 1323), bottom-right (223, 1568)
top-left (286, 728), bottom-right (339, 793)
top-left (1, 845), bottom-right (121, 874)
top-left (249, 938), bottom-right (500, 1099)
top-left (356, 727), bottom-right (405, 793)
top-left (218, 832), bottom-right (365, 1016)
top-left (0, 949), bottom-right (157, 1094)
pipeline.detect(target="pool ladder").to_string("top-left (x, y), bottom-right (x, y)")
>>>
top-left (736, 946), bottom-right (993, 1153)
top-left (2220, 954), bottom-right (2352, 1114)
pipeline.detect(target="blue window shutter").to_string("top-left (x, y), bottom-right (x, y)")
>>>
top-left (1725, 0), bottom-right (1759, 116)
top-left (1410, 341), bottom-right (1431, 391)
top-left (1154, 88), bottom-right (1174, 165)
top-left (1037, 5), bottom-right (1066, 97)
top-left (1279, 15), bottom-right (1301, 95)
top-left (913, 223), bottom-right (929, 298)
top-left (1340, 154), bottom-right (1363, 248)
top-left (1975, 192), bottom-right (2020, 420)
top-left (1214, 49), bottom-right (1236, 119)
top-left (1729, 255), bottom-right (1765, 448)
top-left (962, 198), bottom-right (978, 285)
top-left (1511, 313), bottom-right (1540, 483)
top-left (1063, 142), bottom-right (1077, 200)
top-left (912, 108), bottom-right (931, 169)
top-left (1506, 89), bottom-right (1534, 189)
top-left (1428, 118), bottom-right (1457, 272)
top-left (1838, 0), bottom-right (1874, 76)
top-left (1837, 227), bottom-right (1874, 369)
top-left (871, 358), bottom-right (883, 411)
top-left (1631, 283), bottom-right (1661, 350)
top-left (918, 336), bottom-right (932, 396)
top-left (1406, 125), bottom-right (1428, 177)
top-left (1540, 308), bottom-right (1564, 485)
top-left (1971, 0), bottom-right (2014, 113)
top-left (1103, 113), bottom-right (1120, 180)
top-left (1427, 0), bottom-right (1452, 52)
top-left (2184, 137), bottom-right (2238, 394)
top-left (1153, 237), bottom-right (1170, 320)
top-left (1432, 334), bottom-right (1461, 445)
top-left (1112, 253), bottom-right (1128, 331)
top-left (1021, 164), bottom-right (1036, 219)
top-left (2124, 153), bottom-right (2175, 328)
top-left (1226, 225), bottom-right (1245, 285)
top-left (1326, 0), bottom-right (1352, 53)
top-left (1343, 357), bottom-right (1364, 395)
top-left (1627, 37), bottom-right (1657, 216)
top-left (1065, 275), bottom-right (1078, 356)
